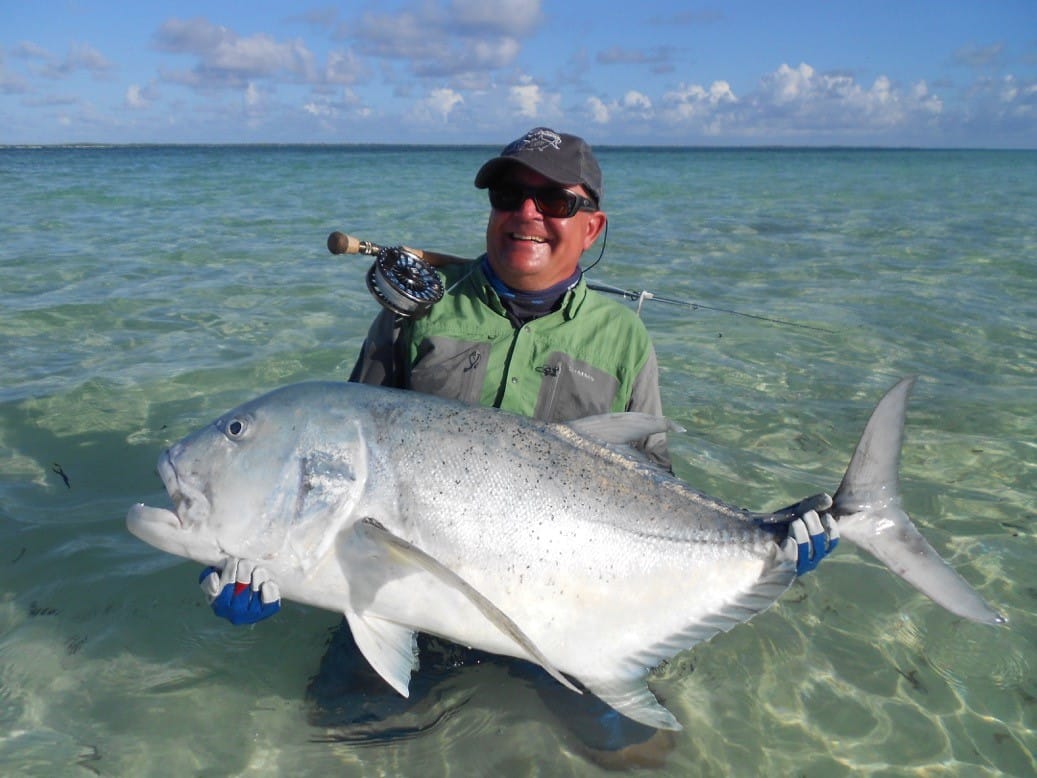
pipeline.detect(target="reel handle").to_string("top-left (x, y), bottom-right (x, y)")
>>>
top-left (327, 231), bottom-right (472, 268)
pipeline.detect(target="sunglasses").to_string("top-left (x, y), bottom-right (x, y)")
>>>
top-left (488, 185), bottom-right (598, 219)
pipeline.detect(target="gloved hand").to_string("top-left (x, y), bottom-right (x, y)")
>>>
top-left (786, 509), bottom-right (839, 575)
top-left (199, 558), bottom-right (281, 625)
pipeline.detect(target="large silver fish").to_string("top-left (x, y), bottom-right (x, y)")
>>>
top-left (126, 377), bottom-right (1003, 731)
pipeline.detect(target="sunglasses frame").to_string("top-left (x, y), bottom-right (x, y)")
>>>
top-left (488, 185), bottom-right (598, 219)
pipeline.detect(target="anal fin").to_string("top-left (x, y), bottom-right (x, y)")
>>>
top-left (581, 677), bottom-right (682, 731)
top-left (343, 611), bottom-right (419, 698)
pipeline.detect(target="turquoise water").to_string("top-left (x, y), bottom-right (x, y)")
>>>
top-left (1, 146), bottom-right (1034, 776)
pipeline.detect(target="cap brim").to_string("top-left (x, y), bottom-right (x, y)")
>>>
top-left (474, 157), bottom-right (583, 191)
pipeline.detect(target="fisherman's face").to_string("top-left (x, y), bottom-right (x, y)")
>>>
top-left (485, 167), bottom-right (606, 292)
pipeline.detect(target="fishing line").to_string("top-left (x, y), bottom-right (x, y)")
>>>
top-left (585, 280), bottom-right (835, 334)
top-left (328, 230), bottom-right (835, 333)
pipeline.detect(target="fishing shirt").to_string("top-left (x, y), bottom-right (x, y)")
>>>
top-left (349, 256), bottom-right (670, 467)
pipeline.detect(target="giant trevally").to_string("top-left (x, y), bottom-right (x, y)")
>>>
top-left (126, 377), bottom-right (1004, 731)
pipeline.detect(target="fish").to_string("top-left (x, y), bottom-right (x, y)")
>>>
top-left (126, 377), bottom-right (1004, 731)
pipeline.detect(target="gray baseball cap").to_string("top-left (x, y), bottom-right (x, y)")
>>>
top-left (474, 127), bottom-right (603, 205)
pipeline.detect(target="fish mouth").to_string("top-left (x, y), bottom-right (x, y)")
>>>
top-left (153, 449), bottom-right (211, 528)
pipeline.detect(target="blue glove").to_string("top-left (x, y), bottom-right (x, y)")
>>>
top-left (199, 558), bottom-right (281, 625)
top-left (788, 510), bottom-right (839, 575)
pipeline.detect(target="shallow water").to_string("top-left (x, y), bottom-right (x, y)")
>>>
top-left (1, 146), bottom-right (1035, 776)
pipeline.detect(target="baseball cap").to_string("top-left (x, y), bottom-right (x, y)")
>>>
top-left (474, 127), bottom-right (604, 205)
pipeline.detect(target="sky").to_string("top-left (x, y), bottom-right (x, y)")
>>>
top-left (2, 0), bottom-right (1035, 147)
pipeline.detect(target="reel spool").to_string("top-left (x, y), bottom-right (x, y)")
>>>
top-left (366, 246), bottom-right (445, 318)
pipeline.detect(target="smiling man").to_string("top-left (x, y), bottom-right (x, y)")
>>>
top-left (351, 126), bottom-right (670, 466)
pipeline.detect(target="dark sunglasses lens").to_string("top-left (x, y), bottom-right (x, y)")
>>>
top-left (489, 188), bottom-right (523, 211)
top-left (489, 187), bottom-right (577, 218)
top-left (534, 190), bottom-right (577, 218)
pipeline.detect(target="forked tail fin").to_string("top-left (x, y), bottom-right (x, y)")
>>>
top-left (832, 377), bottom-right (1005, 625)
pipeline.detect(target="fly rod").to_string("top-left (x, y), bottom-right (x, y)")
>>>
top-left (327, 230), bottom-right (834, 333)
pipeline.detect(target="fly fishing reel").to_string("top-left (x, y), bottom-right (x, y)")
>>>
top-left (366, 246), bottom-right (445, 318)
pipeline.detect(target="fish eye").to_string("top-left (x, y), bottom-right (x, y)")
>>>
top-left (222, 416), bottom-right (249, 440)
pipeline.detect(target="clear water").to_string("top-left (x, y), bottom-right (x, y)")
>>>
top-left (1, 146), bottom-right (1034, 776)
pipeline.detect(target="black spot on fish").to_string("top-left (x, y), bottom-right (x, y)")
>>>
top-left (29, 602), bottom-right (58, 616)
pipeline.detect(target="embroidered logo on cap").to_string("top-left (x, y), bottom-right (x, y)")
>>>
top-left (505, 127), bottom-right (562, 154)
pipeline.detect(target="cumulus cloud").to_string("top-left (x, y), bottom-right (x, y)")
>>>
top-left (750, 63), bottom-right (943, 133)
top-left (584, 90), bottom-right (657, 126)
top-left (304, 88), bottom-right (369, 121)
top-left (662, 80), bottom-right (737, 121)
top-left (347, 1), bottom-right (537, 81)
top-left (960, 74), bottom-right (1037, 135)
top-left (153, 17), bottom-right (315, 88)
top-left (509, 78), bottom-right (541, 117)
top-left (325, 49), bottom-right (363, 85)
top-left (411, 87), bottom-right (464, 122)
top-left (125, 81), bottom-right (159, 109)
top-left (450, 0), bottom-right (543, 35)
top-left (621, 90), bottom-right (653, 117)
top-left (587, 95), bottom-right (609, 124)
top-left (24, 42), bottom-right (116, 80)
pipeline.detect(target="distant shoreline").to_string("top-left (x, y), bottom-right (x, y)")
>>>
top-left (2, 143), bottom-right (1033, 153)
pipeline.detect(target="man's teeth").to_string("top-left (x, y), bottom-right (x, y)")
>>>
top-left (511, 233), bottom-right (546, 243)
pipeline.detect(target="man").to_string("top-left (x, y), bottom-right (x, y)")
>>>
top-left (201, 127), bottom-right (838, 766)
top-left (349, 126), bottom-right (669, 467)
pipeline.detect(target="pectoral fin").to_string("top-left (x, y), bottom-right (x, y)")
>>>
top-left (354, 518), bottom-right (580, 695)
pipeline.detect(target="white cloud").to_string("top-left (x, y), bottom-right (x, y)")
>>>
top-left (244, 82), bottom-right (262, 108)
top-left (154, 17), bottom-right (315, 88)
top-left (349, 2), bottom-right (531, 80)
top-left (749, 62), bottom-right (945, 136)
top-left (509, 78), bottom-right (541, 117)
top-left (29, 42), bottom-right (116, 80)
top-left (587, 96), bottom-right (609, 124)
top-left (450, 0), bottom-right (543, 35)
top-left (411, 87), bottom-right (464, 122)
top-left (661, 80), bottom-right (736, 123)
top-left (303, 88), bottom-right (369, 120)
top-left (621, 90), bottom-right (653, 118)
top-left (124, 83), bottom-right (157, 109)
top-left (325, 50), bottom-right (363, 85)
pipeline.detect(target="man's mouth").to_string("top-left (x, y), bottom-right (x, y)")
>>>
top-left (509, 233), bottom-right (547, 243)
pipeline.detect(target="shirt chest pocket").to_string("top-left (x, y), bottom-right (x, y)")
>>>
top-left (533, 352), bottom-right (620, 422)
top-left (408, 336), bottom-right (491, 405)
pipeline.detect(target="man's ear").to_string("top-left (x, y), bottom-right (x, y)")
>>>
top-left (582, 211), bottom-right (607, 251)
